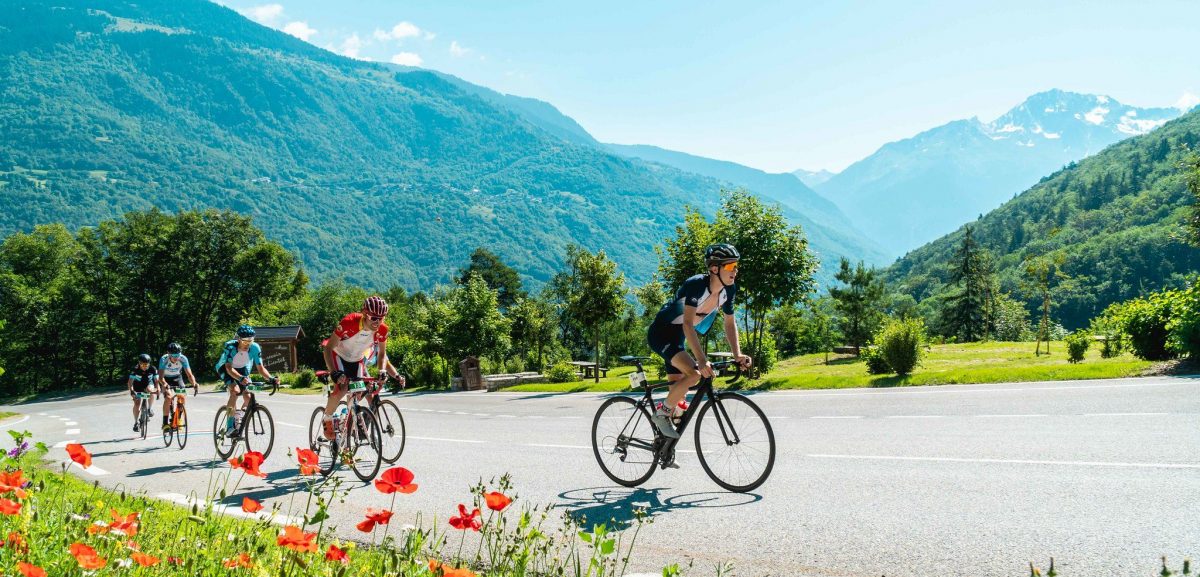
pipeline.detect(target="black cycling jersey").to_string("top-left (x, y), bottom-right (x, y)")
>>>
top-left (651, 274), bottom-right (736, 335)
top-left (129, 366), bottom-right (158, 392)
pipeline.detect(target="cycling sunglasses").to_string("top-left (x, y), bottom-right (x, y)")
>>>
top-left (720, 261), bottom-right (739, 272)
top-left (368, 315), bottom-right (385, 322)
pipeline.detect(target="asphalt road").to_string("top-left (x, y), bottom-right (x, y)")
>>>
top-left (2, 376), bottom-right (1197, 577)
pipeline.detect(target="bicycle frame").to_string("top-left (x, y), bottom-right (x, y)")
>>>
top-left (622, 357), bottom-right (743, 467)
top-left (232, 381), bottom-right (277, 437)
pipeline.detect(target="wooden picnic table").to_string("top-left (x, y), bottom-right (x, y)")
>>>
top-left (567, 360), bottom-right (608, 379)
top-left (708, 351), bottom-right (735, 375)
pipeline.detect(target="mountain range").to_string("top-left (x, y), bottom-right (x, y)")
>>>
top-left (0, 0), bottom-right (880, 291)
top-left (817, 90), bottom-right (1183, 256)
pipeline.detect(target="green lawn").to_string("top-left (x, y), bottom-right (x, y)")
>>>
top-left (502, 341), bottom-right (1155, 393)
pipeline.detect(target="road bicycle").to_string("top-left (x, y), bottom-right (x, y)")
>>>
top-left (591, 356), bottom-right (776, 493)
top-left (162, 384), bottom-right (197, 449)
top-left (132, 391), bottom-right (154, 440)
top-left (306, 373), bottom-right (385, 482)
top-left (213, 378), bottom-right (278, 460)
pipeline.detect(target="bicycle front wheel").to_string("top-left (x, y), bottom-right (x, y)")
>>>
top-left (592, 396), bottom-right (659, 487)
top-left (348, 407), bottom-right (383, 482)
top-left (243, 406), bottom-right (276, 460)
top-left (176, 404), bottom-right (188, 450)
top-left (694, 392), bottom-right (775, 493)
top-left (140, 406), bottom-right (150, 440)
top-left (377, 400), bottom-right (406, 463)
top-left (308, 407), bottom-right (338, 476)
top-left (162, 405), bottom-right (173, 447)
top-left (213, 407), bottom-right (237, 460)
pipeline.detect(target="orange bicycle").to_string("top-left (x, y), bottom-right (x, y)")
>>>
top-left (162, 384), bottom-right (197, 449)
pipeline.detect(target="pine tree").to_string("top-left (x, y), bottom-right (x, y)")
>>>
top-left (942, 227), bottom-right (994, 342)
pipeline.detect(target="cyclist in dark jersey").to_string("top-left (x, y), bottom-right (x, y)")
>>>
top-left (646, 243), bottom-right (752, 441)
top-left (127, 354), bottom-right (159, 432)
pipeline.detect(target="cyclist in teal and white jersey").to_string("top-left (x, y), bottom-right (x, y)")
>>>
top-left (646, 243), bottom-right (752, 441)
top-left (215, 325), bottom-right (277, 436)
top-left (157, 342), bottom-right (197, 432)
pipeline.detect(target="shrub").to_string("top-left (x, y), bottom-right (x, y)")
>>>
top-left (545, 362), bottom-right (580, 383)
top-left (862, 346), bottom-right (890, 375)
top-left (875, 317), bottom-right (925, 376)
top-left (1120, 293), bottom-right (1177, 361)
top-left (1064, 332), bottom-right (1089, 363)
top-left (743, 330), bottom-right (778, 377)
top-left (1167, 281), bottom-right (1200, 359)
top-left (292, 368), bottom-right (315, 389)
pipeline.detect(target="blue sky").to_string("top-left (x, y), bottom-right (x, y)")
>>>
top-left (215, 0), bottom-right (1200, 174)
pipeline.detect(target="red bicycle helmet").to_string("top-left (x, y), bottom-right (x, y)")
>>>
top-left (364, 295), bottom-right (389, 317)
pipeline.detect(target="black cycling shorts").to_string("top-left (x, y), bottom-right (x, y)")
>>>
top-left (647, 323), bottom-right (694, 376)
top-left (163, 375), bottom-right (185, 390)
top-left (222, 366), bottom-right (250, 391)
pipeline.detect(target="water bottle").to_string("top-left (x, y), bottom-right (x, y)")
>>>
top-left (656, 400), bottom-right (688, 425)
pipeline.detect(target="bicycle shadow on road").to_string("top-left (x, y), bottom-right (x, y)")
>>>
top-left (127, 457), bottom-right (222, 477)
top-left (555, 486), bottom-right (761, 529)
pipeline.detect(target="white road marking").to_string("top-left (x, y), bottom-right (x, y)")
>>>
top-left (277, 422), bottom-right (304, 428)
top-left (453, 411), bottom-right (470, 415)
top-left (772, 380), bottom-right (1183, 398)
top-left (54, 439), bottom-right (76, 448)
top-left (810, 416), bottom-right (863, 419)
top-left (495, 415), bottom-right (517, 418)
top-left (1082, 412), bottom-right (1169, 417)
top-left (58, 417), bottom-right (70, 421)
top-left (65, 428), bottom-right (81, 435)
top-left (808, 454), bottom-right (1200, 470)
top-left (527, 443), bottom-right (590, 450)
top-left (82, 465), bottom-right (109, 476)
top-left (472, 413), bottom-right (489, 417)
top-left (0, 415), bottom-right (31, 428)
top-left (885, 415), bottom-right (943, 419)
top-left (157, 493), bottom-right (302, 526)
top-left (976, 414), bottom-right (1046, 418)
top-left (408, 436), bottom-right (485, 444)
top-left (64, 421), bottom-right (78, 426)
top-left (36, 412), bottom-right (46, 416)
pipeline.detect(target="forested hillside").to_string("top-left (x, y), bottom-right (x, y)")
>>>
top-left (886, 107), bottom-right (1200, 328)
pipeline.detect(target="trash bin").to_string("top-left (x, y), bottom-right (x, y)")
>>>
top-left (459, 356), bottom-right (482, 391)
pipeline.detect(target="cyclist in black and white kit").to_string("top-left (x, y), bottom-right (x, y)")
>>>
top-left (157, 342), bottom-right (197, 432)
top-left (127, 354), bottom-right (158, 433)
top-left (646, 243), bottom-right (752, 441)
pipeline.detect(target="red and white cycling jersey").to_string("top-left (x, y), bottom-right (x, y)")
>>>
top-left (332, 312), bottom-right (388, 363)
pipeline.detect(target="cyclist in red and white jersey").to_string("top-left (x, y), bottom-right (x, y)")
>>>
top-left (319, 296), bottom-right (402, 439)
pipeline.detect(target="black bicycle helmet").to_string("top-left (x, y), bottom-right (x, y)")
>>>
top-left (166, 342), bottom-right (182, 354)
top-left (236, 324), bottom-right (256, 338)
top-left (705, 243), bottom-right (741, 266)
top-left (137, 353), bottom-right (152, 364)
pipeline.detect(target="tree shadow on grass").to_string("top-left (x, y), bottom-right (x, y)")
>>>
top-left (555, 486), bottom-right (761, 530)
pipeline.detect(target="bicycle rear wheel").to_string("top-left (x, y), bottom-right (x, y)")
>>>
top-left (348, 406), bottom-right (383, 482)
top-left (162, 403), bottom-right (173, 447)
top-left (376, 400), bottom-right (406, 463)
top-left (243, 406), bottom-right (275, 460)
top-left (176, 404), bottom-right (188, 450)
top-left (213, 407), bottom-right (237, 460)
top-left (592, 396), bottom-right (659, 487)
top-left (308, 407), bottom-right (338, 476)
top-left (694, 392), bottom-right (775, 493)
top-left (140, 405), bottom-right (149, 440)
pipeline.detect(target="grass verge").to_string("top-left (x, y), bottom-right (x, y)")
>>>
top-left (502, 342), bottom-right (1157, 393)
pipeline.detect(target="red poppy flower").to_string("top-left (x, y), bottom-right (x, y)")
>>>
top-left (325, 544), bottom-right (349, 564)
top-left (0, 470), bottom-right (28, 499)
top-left (296, 448), bottom-right (320, 476)
top-left (167, 556), bottom-right (184, 566)
top-left (108, 510), bottom-right (140, 536)
top-left (429, 559), bottom-right (478, 577)
top-left (223, 552), bottom-right (253, 568)
top-left (17, 562), bottom-right (46, 577)
top-left (355, 507), bottom-right (393, 532)
top-left (65, 443), bottom-right (92, 468)
top-left (241, 497), bottom-right (264, 513)
top-left (131, 551), bottom-right (160, 567)
top-left (374, 466), bottom-right (418, 494)
top-left (484, 491), bottom-right (512, 512)
top-left (276, 525), bottom-right (318, 553)
top-left (448, 504), bottom-right (481, 531)
top-left (5, 531), bottom-right (28, 554)
top-left (69, 542), bottom-right (107, 570)
top-left (229, 451), bottom-right (267, 478)
top-left (0, 497), bottom-right (21, 516)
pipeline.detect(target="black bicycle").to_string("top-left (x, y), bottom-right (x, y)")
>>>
top-left (213, 378), bottom-right (278, 460)
top-left (591, 355), bottom-right (776, 493)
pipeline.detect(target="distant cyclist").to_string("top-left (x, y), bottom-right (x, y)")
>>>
top-left (215, 325), bottom-right (278, 437)
top-left (127, 353), bottom-right (159, 433)
top-left (319, 296), bottom-right (401, 439)
top-left (646, 243), bottom-right (752, 441)
top-left (157, 342), bottom-right (198, 432)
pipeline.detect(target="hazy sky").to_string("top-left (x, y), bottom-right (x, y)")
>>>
top-left (214, 0), bottom-right (1200, 174)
